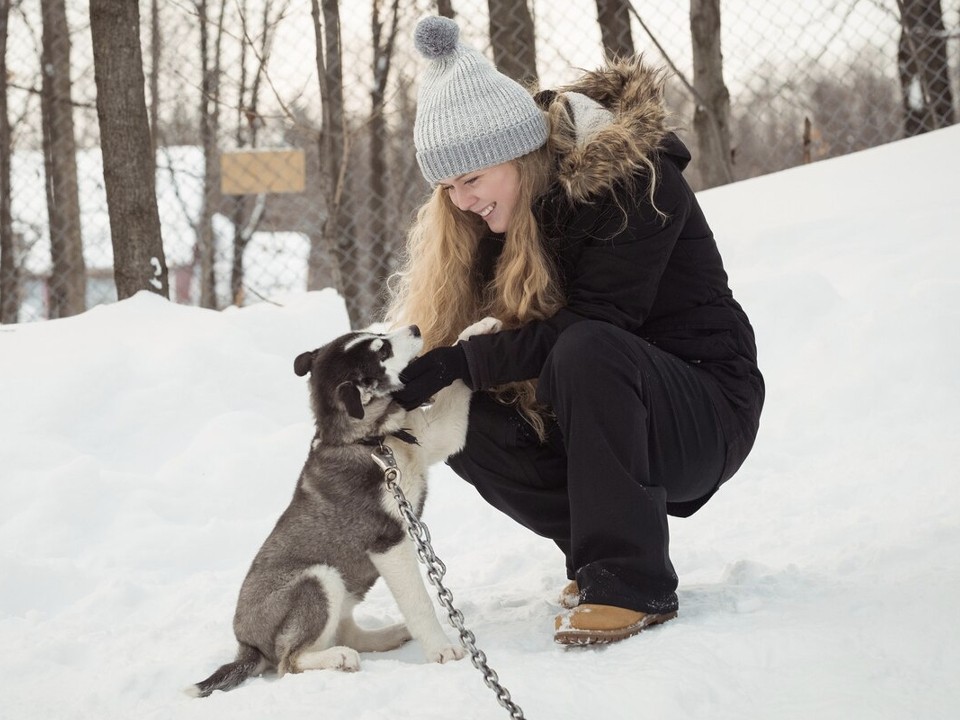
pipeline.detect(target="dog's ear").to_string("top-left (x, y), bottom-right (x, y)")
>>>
top-left (294, 351), bottom-right (315, 377)
top-left (337, 381), bottom-right (364, 419)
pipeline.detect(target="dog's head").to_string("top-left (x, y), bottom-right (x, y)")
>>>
top-left (294, 326), bottom-right (422, 444)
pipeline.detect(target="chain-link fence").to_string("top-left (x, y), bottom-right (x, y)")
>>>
top-left (1, 0), bottom-right (957, 325)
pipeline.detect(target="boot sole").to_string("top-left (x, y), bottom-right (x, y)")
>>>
top-left (554, 610), bottom-right (678, 646)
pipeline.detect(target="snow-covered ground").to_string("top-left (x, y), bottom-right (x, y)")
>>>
top-left (2, 125), bottom-right (959, 719)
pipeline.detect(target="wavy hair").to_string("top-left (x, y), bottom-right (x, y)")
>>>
top-left (386, 93), bottom-right (665, 437)
top-left (385, 140), bottom-right (563, 437)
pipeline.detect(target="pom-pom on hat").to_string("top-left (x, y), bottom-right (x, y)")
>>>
top-left (412, 16), bottom-right (548, 185)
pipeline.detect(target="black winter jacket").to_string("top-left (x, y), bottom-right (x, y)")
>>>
top-left (459, 60), bottom-right (764, 499)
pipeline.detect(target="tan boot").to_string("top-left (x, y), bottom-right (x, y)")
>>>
top-left (558, 579), bottom-right (580, 609)
top-left (554, 603), bottom-right (677, 645)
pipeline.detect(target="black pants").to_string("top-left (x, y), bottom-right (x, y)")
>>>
top-left (448, 321), bottom-right (727, 614)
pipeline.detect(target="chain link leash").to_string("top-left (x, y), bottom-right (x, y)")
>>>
top-left (371, 443), bottom-right (526, 720)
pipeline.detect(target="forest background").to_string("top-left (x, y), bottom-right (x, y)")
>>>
top-left (0, 0), bottom-right (957, 326)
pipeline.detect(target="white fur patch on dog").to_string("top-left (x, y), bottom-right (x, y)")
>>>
top-left (457, 317), bottom-right (502, 342)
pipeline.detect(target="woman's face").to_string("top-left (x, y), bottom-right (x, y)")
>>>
top-left (438, 161), bottom-right (521, 234)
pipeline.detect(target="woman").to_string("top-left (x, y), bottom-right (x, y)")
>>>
top-left (387, 16), bottom-right (764, 645)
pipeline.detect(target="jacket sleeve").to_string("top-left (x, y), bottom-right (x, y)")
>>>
top-left (461, 157), bottom-right (693, 390)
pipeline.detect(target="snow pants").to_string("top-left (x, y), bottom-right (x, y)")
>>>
top-left (447, 320), bottom-right (728, 614)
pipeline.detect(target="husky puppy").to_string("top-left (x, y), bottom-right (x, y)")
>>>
top-left (190, 319), bottom-right (500, 697)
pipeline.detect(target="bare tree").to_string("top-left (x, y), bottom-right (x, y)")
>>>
top-left (809, 58), bottom-right (902, 159)
top-left (40, 0), bottom-right (85, 318)
top-left (690, 0), bottom-right (733, 188)
top-left (366, 0), bottom-right (401, 316)
top-left (229, 0), bottom-right (286, 307)
top-left (435, 0), bottom-right (454, 18)
top-left (487, 0), bottom-right (538, 86)
top-left (196, 0), bottom-right (227, 308)
top-left (90, 0), bottom-right (168, 301)
top-left (148, 0), bottom-right (161, 154)
top-left (309, 0), bottom-right (351, 317)
top-left (0, 0), bottom-right (18, 323)
top-left (595, 0), bottom-right (634, 59)
top-left (896, 0), bottom-right (956, 136)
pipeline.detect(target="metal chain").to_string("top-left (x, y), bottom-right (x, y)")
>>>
top-left (371, 443), bottom-right (526, 720)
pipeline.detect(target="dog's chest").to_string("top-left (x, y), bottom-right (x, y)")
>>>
top-left (377, 443), bottom-right (428, 522)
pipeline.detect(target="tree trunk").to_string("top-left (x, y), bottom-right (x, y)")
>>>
top-left (897, 0), bottom-right (956, 136)
top-left (40, 0), bottom-right (85, 318)
top-left (367, 0), bottom-right (400, 321)
top-left (595, 0), bottom-right (634, 59)
top-left (435, 0), bottom-right (454, 18)
top-left (229, 0), bottom-right (279, 307)
top-left (690, 0), bottom-right (733, 188)
top-left (487, 0), bottom-right (538, 86)
top-left (195, 0), bottom-right (224, 309)
top-left (148, 0), bottom-right (161, 154)
top-left (90, 0), bottom-right (168, 301)
top-left (0, 0), bottom-right (18, 323)
top-left (309, 0), bottom-right (353, 319)
top-left (230, 0), bottom-right (252, 307)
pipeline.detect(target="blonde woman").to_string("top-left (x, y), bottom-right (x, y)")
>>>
top-left (388, 16), bottom-right (764, 645)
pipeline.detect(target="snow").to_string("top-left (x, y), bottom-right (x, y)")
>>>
top-left (2, 125), bottom-right (959, 719)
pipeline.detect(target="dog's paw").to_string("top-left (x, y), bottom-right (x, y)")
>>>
top-left (457, 316), bottom-right (502, 342)
top-left (295, 645), bottom-right (361, 672)
top-left (427, 644), bottom-right (466, 664)
top-left (325, 647), bottom-right (361, 672)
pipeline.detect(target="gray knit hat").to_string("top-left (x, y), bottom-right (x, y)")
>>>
top-left (413, 16), bottom-right (549, 184)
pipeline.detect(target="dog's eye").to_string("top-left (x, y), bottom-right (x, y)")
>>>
top-left (378, 344), bottom-right (392, 360)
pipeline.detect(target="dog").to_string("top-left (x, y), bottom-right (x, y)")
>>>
top-left (189, 317), bottom-right (501, 697)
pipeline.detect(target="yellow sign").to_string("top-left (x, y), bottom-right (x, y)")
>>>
top-left (220, 148), bottom-right (306, 195)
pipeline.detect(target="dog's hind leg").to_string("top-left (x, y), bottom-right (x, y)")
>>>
top-left (339, 612), bottom-right (412, 652)
top-left (293, 645), bottom-right (361, 672)
top-left (276, 565), bottom-right (354, 674)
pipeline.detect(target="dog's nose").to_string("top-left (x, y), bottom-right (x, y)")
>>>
top-left (410, 325), bottom-right (421, 338)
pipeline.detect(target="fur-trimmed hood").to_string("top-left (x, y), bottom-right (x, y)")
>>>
top-left (535, 56), bottom-right (685, 204)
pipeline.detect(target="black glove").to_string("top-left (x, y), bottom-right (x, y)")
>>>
top-left (393, 344), bottom-right (471, 410)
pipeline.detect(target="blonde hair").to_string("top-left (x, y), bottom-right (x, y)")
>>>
top-left (385, 143), bottom-right (563, 437)
top-left (386, 93), bottom-right (666, 438)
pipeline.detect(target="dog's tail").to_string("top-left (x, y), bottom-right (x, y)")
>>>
top-left (187, 643), bottom-right (267, 698)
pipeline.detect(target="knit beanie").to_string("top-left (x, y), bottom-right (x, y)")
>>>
top-left (412, 16), bottom-right (549, 185)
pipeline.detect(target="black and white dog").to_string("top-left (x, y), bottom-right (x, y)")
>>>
top-left (190, 318), bottom-right (500, 697)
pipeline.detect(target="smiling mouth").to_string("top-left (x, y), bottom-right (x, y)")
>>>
top-left (478, 203), bottom-right (495, 218)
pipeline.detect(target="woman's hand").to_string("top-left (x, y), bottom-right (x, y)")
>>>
top-left (393, 345), bottom-right (471, 410)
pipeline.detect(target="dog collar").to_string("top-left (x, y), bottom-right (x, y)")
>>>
top-left (358, 429), bottom-right (420, 447)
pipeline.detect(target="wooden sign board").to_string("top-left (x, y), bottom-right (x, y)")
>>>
top-left (221, 148), bottom-right (306, 195)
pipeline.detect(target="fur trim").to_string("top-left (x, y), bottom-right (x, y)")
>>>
top-left (543, 56), bottom-right (670, 203)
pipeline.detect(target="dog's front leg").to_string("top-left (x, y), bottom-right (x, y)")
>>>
top-left (409, 380), bottom-right (473, 465)
top-left (368, 541), bottom-right (465, 664)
